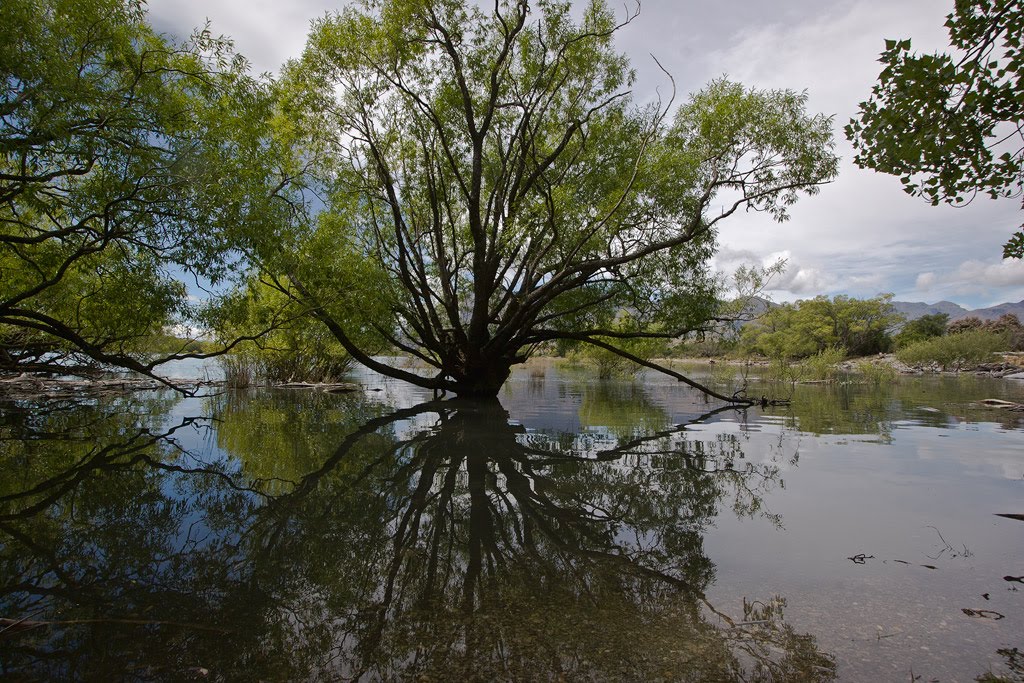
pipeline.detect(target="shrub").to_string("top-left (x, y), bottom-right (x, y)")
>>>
top-left (799, 346), bottom-right (847, 381)
top-left (854, 360), bottom-right (899, 385)
top-left (742, 294), bottom-right (899, 359)
top-left (894, 313), bottom-right (948, 349)
top-left (213, 279), bottom-right (356, 386)
top-left (896, 329), bottom-right (1007, 370)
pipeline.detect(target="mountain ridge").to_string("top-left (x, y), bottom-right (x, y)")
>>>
top-left (742, 297), bottom-right (1024, 322)
top-left (891, 299), bottom-right (1024, 322)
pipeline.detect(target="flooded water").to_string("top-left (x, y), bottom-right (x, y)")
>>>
top-left (1, 361), bottom-right (1022, 681)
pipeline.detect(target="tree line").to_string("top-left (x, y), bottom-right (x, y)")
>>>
top-left (740, 293), bottom-right (1023, 367)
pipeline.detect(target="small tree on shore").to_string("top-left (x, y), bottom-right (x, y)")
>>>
top-left (742, 295), bottom-right (900, 359)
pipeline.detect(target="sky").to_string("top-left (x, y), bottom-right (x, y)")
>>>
top-left (147, 0), bottom-right (1024, 309)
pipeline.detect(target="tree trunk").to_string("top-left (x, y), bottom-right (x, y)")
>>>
top-left (447, 359), bottom-right (513, 397)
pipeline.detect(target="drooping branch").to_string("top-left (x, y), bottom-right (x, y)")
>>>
top-left (529, 329), bottom-right (755, 405)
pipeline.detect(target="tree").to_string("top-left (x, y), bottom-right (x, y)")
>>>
top-left (742, 294), bottom-right (901, 359)
top-left (0, 0), bottom-right (291, 380)
top-left (845, 0), bottom-right (1024, 258)
top-left (256, 0), bottom-right (838, 399)
top-left (894, 312), bottom-right (949, 348)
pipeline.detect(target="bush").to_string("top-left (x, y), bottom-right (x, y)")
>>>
top-left (894, 313), bottom-right (948, 349)
top-left (799, 346), bottom-right (847, 381)
top-left (213, 279), bottom-right (356, 386)
top-left (572, 314), bottom-right (665, 379)
top-left (896, 330), bottom-right (1007, 370)
top-left (854, 360), bottom-right (899, 385)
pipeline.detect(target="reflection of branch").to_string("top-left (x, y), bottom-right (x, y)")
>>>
top-left (520, 403), bottom-right (742, 465)
top-left (925, 525), bottom-right (972, 560)
top-left (0, 417), bottom-right (206, 522)
top-left (267, 399), bottom-right (453, 507)
top-left (0, 616), bottom-right (232, 634)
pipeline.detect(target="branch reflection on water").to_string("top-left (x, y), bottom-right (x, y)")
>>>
top-left (0, 389), bottom-right (836, 680)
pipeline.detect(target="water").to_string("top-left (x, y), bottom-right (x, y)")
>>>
top-left (1, 361), bottom-right (1021, 681)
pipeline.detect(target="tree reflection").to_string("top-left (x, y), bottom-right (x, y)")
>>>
top-left (755, 375), bottom-right (1024, 439)
top-left (0, 390), bottom-right (835, 681)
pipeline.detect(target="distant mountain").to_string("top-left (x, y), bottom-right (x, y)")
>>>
top-left (892, 299), bottom-right (1024, 322)
top-left (891, 300), bottom-right (970, 321)
top-left (965, 299), bottom-right (1024, 321)
top-left (731, 296), bottom-right (1024, 325)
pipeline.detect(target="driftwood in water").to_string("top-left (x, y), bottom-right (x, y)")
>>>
top-left (975, 398), bottom-right (1024, 411)
top-left (995, 513), bottom-right (1024, 522)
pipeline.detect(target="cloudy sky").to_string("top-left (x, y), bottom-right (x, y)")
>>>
top-left (147, 0), bottom-right (1024, 309)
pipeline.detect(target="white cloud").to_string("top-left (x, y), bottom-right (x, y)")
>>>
top-left (915, 272), bottom-right (936, 290)
top-left (953, 258), bottom-right (1024, 287)
top-left (771, 266), bottom-right (833, 296)
top-left (146, 0), bottom-right (334, 75)
top-left (712, 248), bottom-right (835, 299)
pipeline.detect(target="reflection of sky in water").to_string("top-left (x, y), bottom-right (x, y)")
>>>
top-left (493, 362), bottom-right (1024, 681)
top-left (3, 358), bottom-right (1021, 682)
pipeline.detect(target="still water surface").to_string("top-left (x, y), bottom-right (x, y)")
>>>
top-left (1, 361), bottom-right (1022, 681)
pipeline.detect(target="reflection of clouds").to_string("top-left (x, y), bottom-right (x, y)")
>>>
top-left (910, 427), bottom-right (1024, 481)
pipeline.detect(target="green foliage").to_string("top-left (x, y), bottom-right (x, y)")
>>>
top-left (799, 346), bottom-right (847, 382)
top-left (742, 295), bottom-right (900, 359)
top-left (896, 329), bottom-right (1008, 370)
top-left (570, 314), bottom-right (666, 379)
top-left (854, 359), bottom-right (900, 385)
top-left (0, 0), bottom-right (287, 376)
top-left (260, 0), bottom-right (838, 396)
top-left (846, 0), bottom-right (1024, 258)
top-left (213, 276), bottom-right (368, 385)
top-left (894, 313), bottom-right (950, 348)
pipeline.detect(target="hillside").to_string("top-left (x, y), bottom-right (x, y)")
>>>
top-left (893, 299), bottom-right (1024, 322)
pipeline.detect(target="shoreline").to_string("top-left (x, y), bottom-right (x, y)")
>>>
top-left (3, 352), bottom-right (1023, 401)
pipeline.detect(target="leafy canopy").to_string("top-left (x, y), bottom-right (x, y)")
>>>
top-left (742, 295), bottom-right (901, 359)
top-left (894, 312), bottom-right (949, 349)
top-left (254, 0), bottom-right (838, 398)
top-left (0, 0), bottom-right (290, 378)
top-left (846, 0), bottom-right (1024, 258)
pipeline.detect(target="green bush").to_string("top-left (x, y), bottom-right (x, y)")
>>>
top-left (214, 278), bottom-right (356, 386)
top-left (572, 314), bottom-right (665, 379)
top-left (854, 360), bottom-right (899, 385)
top-left (894, 313), bottom-right (948, 349)
top-left (896, 330), bottom-right (1008, 370)
top-left (799, 346), bottom-right (847, 381)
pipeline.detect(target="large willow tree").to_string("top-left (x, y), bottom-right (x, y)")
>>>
top-left (259, 0), bottom-right (839, 398)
